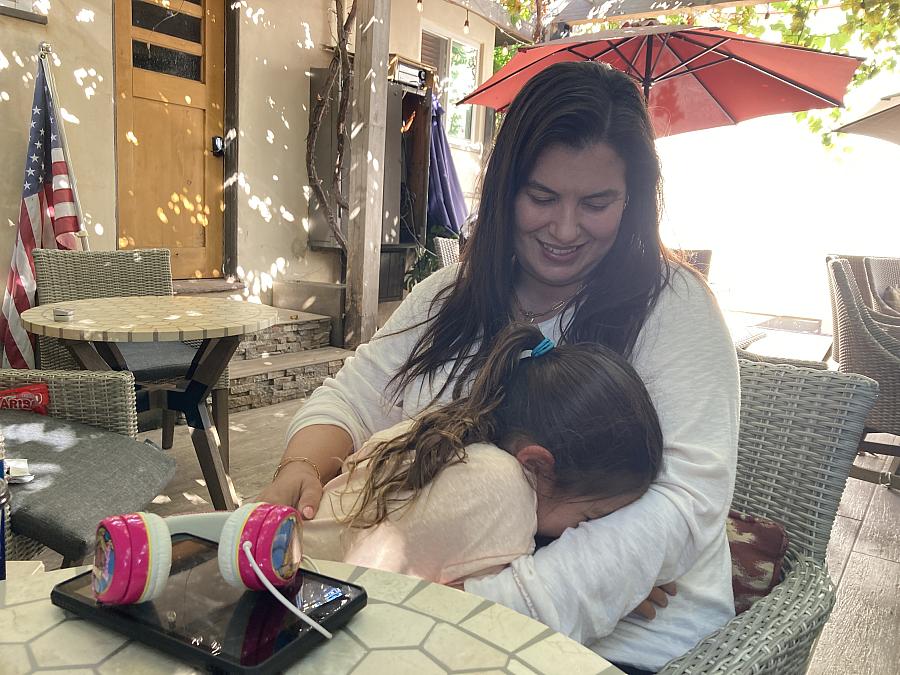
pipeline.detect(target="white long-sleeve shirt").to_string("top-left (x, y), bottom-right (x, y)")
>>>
top-left (287, 263), bottom-right (739, 671)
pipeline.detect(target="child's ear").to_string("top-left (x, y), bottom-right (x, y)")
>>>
top-left (515, 444), bottom-right (555, 477)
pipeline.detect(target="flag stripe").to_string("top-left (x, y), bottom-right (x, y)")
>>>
top-left (0, 63), bottom-right (82, 368)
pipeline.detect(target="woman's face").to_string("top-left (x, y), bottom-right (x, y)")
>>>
top-left (513, 142), bottom-right (628, 290)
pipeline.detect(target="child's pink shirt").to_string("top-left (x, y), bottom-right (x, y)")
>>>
top-left (301, 421), bottom-right (538, 585)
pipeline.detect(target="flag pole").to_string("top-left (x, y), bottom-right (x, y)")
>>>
top-left (38, 42), bottom-right (90, 252)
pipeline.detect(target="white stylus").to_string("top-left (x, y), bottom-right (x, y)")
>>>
top-left (241, 541), bottom-right (333, 639)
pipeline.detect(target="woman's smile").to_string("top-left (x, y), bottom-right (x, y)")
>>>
top-left (514, 142), bottom-right (628, 298)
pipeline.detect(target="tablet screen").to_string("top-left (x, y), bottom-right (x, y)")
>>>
top-left (53, 535), bottom-right (365, 672)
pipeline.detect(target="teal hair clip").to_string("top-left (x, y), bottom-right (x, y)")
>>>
top-left (532, 337), bottom-right (555, 357)
top-left (518, 337), bottom-right (555, 361)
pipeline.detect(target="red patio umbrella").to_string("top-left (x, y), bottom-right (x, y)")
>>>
top-left (460, 24), bottom-right (864, 137)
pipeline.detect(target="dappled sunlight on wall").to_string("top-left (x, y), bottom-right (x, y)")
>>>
top-left (0, 0), bottom-right (118, 272)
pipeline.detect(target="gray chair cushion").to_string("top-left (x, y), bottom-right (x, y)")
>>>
top-left (118, 341), bottom-right (199, 382)
top-left (2, 410), bottom-right (176, 560)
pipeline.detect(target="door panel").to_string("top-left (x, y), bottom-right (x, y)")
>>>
top-left (115, 0), bottom-right (224, 279)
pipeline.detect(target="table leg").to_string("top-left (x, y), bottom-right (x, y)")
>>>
top-left (168, 336), bottom-right (240, 510)
top-left (94, 342), bottom-right (128, 370)
top-left (62, 340), bottom-right (112, 371)
top-left (189, 401), bottom-right (236, 510)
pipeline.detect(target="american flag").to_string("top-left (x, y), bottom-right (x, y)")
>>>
top-left (0, 60), bottom-right (81, 369)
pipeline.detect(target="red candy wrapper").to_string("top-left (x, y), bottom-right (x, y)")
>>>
top-left (0, 384), bottom-right (51, 415)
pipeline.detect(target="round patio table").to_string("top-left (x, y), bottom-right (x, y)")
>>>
top-left (21, 296), bottom-right (280, 512)
top-left (0, 560), bottom-right (622, 675)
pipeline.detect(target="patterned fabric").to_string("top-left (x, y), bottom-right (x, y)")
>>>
top-left (727, 509), bottom-right (789, 614)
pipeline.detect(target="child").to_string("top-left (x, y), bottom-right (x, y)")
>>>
top-left (301, 323), bottom-right (664, 586)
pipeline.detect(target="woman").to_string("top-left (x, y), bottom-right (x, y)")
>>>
top-left (261, 61), bottom-right (738, 673)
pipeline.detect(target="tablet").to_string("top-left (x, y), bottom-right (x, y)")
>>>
top-left (51, 534), bottom-right (367, 675)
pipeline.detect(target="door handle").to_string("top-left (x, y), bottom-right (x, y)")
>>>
top-left (211, 136), bottom-right (225, 157)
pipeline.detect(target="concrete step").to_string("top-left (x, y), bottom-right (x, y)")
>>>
top-left (173, 278), bottom-right (246, 298)
top-left (235, 307), bottom-right (332, 360)
top-left (228, 346), bottom-right (353, 412)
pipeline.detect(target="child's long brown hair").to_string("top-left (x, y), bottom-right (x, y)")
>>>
top-left (344, 323), bottom-right (663, 529)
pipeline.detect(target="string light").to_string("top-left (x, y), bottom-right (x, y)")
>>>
top-left (464, 9), bottom-right (470, 34)
top-left (417, 0), bottom-right (423, 12)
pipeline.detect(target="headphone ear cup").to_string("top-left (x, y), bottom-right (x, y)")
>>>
top-left (135, 512), bottom-right (172, 603)
top-left (219, 503), bottom-right (265, 588)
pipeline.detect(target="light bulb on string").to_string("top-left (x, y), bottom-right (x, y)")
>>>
top-left (417, 0), bottom-right (423, 12)
top-left (464, 10), bottom-right (470, 35)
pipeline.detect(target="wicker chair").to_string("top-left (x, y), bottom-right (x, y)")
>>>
top-left (3, 369), bottom-right (174, 565)
top-left (864, 256), bottom-right (900, 317)
top-left (736, 347), bottom-right (828, 370)
top-left (434, 236), bottom-right (460, 268)
top-left (660, 359), bottom-right (878, 674)
top-left (826, 258), bottom-right (900, 488)
top-left (824, 254), bottom-right (874, 361)
top-left (31, 248), bottom-right (231, 462)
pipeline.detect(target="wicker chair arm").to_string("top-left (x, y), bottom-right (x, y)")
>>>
top-left (736, 349), bottom-right (828, 370)
top-left (0, 368), bottom-right (138, 439)
top-left (659, 557), bottom-right (836, 675)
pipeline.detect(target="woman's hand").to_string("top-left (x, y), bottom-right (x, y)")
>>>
top-left (632, 582), bottom-right (677, 620)
top-left (257, 462), bottom-right (324, 520)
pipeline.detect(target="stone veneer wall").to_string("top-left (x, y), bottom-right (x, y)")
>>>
top-left (228, 357), bottom-right (345, 412)
top-left (234, 317), bottom-right (331, 360)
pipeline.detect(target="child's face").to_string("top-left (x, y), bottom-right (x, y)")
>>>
top-left (536, 491), bottom-right (640, 538)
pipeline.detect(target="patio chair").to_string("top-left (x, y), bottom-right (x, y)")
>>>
top-left (736, 347), bottom-right (828, 370)
top-left (824, 254), bottom-right (874, 361)
top-left (826, 258), bottom-right (900, 487)
top-left (660, 358), bottom-right (878, 674)
top-left (864, 256), bottom-right (900, 317)
top-left (2, 368), bottom-right (175, 566)
top-left (434, 236), bottom-right (460, 268)
top-left (31, 248), bottom-right (232, 465)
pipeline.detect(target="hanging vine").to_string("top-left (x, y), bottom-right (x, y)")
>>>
top-left (305, 0), bottom-right (356, 250)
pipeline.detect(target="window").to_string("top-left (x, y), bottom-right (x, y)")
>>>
top-left (0, 0), bottom-right (34, 10)
top-left (421, 30), bottom-right (480, 144)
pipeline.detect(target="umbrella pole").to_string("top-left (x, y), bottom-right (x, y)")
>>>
top-left (642, 36), bottom-right (653, 101)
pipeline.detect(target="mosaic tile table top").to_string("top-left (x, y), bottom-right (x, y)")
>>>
top-left (21, 296), bottom-right (279, 343)
top-left (0, 561), bottom-right (621, 675)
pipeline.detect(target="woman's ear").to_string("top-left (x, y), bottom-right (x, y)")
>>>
top-left (514, 444), bottom-right (555, 478)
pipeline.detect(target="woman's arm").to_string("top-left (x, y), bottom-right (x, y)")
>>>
top-left (465, 270), bottom-right (739, 643)
top-left (260, 265), bottom-right (460, 512)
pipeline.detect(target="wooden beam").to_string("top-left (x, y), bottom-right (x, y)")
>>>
top-left (344, 0), bottom-right (391, 348)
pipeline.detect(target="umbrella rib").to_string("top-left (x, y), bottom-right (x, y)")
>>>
top-left (676, 34), bottom-right (846, 107)
top-left (608, 38), bottom-right (645, 80)
top-left (655, 56), bottom-right (732, 83)
top-left (649, 33), bottom-right (673, 75)
top-left (662, 39), bottom-right (738, 125)
top-left (654, 38), bottom-right (731, 82)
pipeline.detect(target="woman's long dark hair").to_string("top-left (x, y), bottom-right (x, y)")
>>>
top-left (391, 61), bottom-right (672, 402)
top-left (345, 324), bottom-right (663, 529)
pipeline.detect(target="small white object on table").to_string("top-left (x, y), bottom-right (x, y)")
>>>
top-left (0, 561), bottom-right (622, 674)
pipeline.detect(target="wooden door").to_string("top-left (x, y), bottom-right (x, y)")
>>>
top-left (115, 0), bottom-right (225, 279)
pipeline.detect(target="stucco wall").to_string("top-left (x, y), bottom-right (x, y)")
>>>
top-left (0, 1), bottom-right (117, 263)
top-left (0, 1), bottom-right (492, 299)
top-left (241, 0), bottom-right (494, 299)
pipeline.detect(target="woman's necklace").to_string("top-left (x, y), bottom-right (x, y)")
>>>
top-left (512, 286), bottom-right (584, 324)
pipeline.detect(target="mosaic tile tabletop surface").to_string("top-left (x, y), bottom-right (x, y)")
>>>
top-left (21, 296), bottom-right (279, 343)
top-left (0, 561), bottom-right (621, 674)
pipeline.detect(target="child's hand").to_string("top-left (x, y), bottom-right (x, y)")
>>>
top-left (632, 582), bottom-right (677, 620)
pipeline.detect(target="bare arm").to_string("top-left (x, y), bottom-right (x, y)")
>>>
top-left (257, 424), bottom-right (353, 518)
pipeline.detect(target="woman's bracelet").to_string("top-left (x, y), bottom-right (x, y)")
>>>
top-left (273, 456), bottom-right (322, 484)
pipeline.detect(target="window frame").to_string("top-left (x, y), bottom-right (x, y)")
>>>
top-left (420, 21), bottom-right (483, 150)
top-left (0, 0), bottom-right (47, 23)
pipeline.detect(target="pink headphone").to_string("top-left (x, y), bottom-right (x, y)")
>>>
top-left (91, 502), bottom-right (303, 605)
